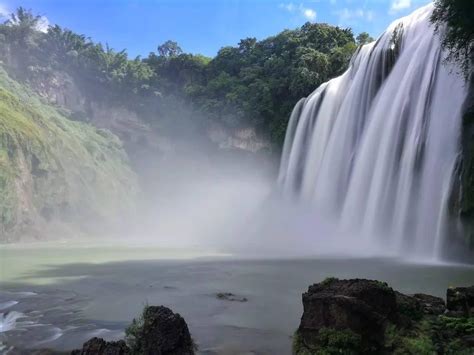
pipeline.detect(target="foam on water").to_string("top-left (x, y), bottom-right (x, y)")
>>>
top-left (0, 311), bottom-right (25, 333)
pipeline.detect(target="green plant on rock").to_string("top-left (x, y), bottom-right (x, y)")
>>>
top-left (125, 305), bottom-right (147, 354)
top-left (385, 323), bottom-right (436, 355)
top-left (293, 328), bottom-right (361, 355)
top-left (321, 277), bottom-right (339, 286)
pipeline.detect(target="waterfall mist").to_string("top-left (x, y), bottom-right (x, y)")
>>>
top-left (126, 143), bottom-right (277, 251)
top-left (98, 5), bottom-right (467, 262)
top-left (277, 4), bottom-right (468, 261)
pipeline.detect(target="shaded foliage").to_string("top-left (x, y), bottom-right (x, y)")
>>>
top-left (431, 0), bottom-right (474, 78)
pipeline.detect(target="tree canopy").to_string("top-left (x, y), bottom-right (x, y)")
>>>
top-left (0, 8), bottom-right (366, 146)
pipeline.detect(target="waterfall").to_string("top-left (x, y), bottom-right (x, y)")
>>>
top-left (278, 4), bottom-right (467, 259)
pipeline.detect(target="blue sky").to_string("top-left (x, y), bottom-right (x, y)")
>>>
top-left (0, 0), bottom-right (432, 58)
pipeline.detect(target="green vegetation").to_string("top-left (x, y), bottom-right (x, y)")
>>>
top-left (431, 0), bottom-right (473, 79)
top-left (293, 328), bottom-right (361, 355)
top-left (125, 306), bottom-right (146, 353)
top-left (321, 277), bottom-right (339, 286)
top-left (295, 316), bottom-right (474, 355)
top-left (0, 66), bottom-right (137, 240)
top-left (385, 321), bottom-right (436, 355)
top-left (125, 305), bottom-right (196, 355)
top-left (386, 316), bottom-right (474, 355)
top-left (0, 7), bottom-right (361, 147)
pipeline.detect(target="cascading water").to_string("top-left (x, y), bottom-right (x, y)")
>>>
top-left (278, 4), bottom-right (467, 260)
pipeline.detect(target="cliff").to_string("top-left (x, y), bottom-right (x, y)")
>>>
top-left (0, 67), bottom-right (138, 242)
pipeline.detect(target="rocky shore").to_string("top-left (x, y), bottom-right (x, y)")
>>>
top-left (8, 279), bottom-right (473, 354)
top-left (294, 278), bottom-right (474, 354)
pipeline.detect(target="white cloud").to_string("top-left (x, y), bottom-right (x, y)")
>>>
top-left (0, 3), bottom-right (10, 19)
top-left (330, 0), bottom-right (337, 4)
top-left (279, 2), bottom-right (317, 22)
top-left (279, 2), bottom-right (296, 12)
top-left (36, 16), bottom-right (50, 33)
top-left (335, 7), bottom-right (375, 24)
top-left (366, 10), bottom-right (375, 22)
top-left (390, 0), bottom-right (411, 13)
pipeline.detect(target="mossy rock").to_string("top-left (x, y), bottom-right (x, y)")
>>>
top-left (294, 279), bottom-right (474, 354)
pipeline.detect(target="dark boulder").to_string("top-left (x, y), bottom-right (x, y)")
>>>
top-left (294, 279), bottom-right (474, 354)
top-left (126, 306), bottom-right (194, 355)
top-left (215, 292), bottom-right (248, 302)
top-left (394, 291), bottom-right (424, 326)
top-left (71, 337), bottom-right (130, 355)
top-left (412, 293), bottom-right (446, 315)
top-left (447, 286), bottom-right (474, 316)
top-left (297, 278), bottom-right (398, 353)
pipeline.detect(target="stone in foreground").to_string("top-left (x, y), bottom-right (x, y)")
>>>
top-left (72, 305), bottom-right (194, 355)
top-left (297, 278), bottom-right (397, 353)
top-left (126, 306), bottom-right (195, 355)
top-left (447, 285), bottom-right (474, 316)
top-left (294, 278), bottom-right (474, 354)
top-left (71, 338), bottom-right (129, 355)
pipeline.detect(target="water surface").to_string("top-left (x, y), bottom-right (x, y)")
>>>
top-left (1, 243), bottom-right (473, 354)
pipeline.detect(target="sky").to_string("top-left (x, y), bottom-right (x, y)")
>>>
top-left (0, 0), bottom-right (432, 58)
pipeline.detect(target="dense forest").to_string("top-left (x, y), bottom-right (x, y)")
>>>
top-left (0, 7), bottom-right (374, 146)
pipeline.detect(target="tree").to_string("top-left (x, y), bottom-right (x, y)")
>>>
top-left (0, 7), bottom-right (359, 147)
top-left (356, 32), bottom-right (374, 46)
top-left (0, 7), bottom-right (44, 69)
top-left (157, 40), bottom-right (183, 57)
top-left (431, 0), bottom-right (474, 78)
top-left (3, 7), bottom-right (41, 49)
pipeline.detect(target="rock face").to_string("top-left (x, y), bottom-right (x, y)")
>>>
top-left (294, 278), bottom-right (474, 354)
top-left (412, 293), bottom-right (446, 315)
top-left (72, 306), bottom-right (194, 355)
top-left (126, 306), bottom-right (194, 355)
top-left (71, 338), bottom-right (130, 355)
top-left (298, 278), bottom-right (398, 353)
top-left (447, 286), bottom-right (474, 316)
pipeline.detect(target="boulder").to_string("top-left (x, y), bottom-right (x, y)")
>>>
top-left (412, 293), bottom-right (446, 315)
top-left (447, 286), bottom-right (474, 316)
top-left (394, 291), bottom-right (424, 326)
top-left (294, 279), bottom-right (474, 354)
top-left (127, 306), bottom-right (194, 355)
top-left (215, 292), bottom-right (248, 302)
top-left (297, 278), bottom-right (398, 353)
top-left (71, 337), bottom-right (130, 355)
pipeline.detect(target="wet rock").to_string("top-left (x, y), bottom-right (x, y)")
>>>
top-left (126, 305), bottom-right (194, 355)
top-left (447, 286), bottom-right (474, 316)
top-left (294, 279), bottom-right (474, 355)
top-left (71, 337), bottom-right (130, 355)
top-left (215, 292), bottom-right (248, 302)
top-left (395, 292), bottom-right (446, 328)
top-left (412, 293), bottom-right (446, 315)
top-left (395, 291), bottom-right (423, 326)
top-left (297, 278), bottom-right (398, 353)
